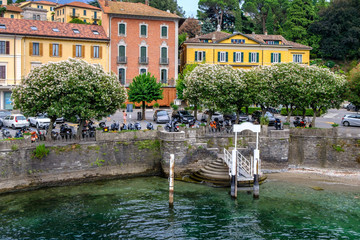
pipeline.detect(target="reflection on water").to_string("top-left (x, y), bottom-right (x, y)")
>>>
top-left (0, 177), bottom-right (359, 239)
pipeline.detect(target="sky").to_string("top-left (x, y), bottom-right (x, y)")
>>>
top-left (178, 0), bottom-right (199, 18)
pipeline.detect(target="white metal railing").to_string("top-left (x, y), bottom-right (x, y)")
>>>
top-left (223, 148), bottom-right (232, 176)
top-left (236, 150), bottom-right (252, 178)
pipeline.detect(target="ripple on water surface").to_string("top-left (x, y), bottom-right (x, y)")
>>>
top-left (0, 176), bottom-right (359, 239)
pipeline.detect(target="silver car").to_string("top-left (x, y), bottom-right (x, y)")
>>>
top-left (341, 114), bottom-right (360, 127)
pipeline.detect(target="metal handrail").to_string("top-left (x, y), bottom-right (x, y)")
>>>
top-left (223, 148), bottom-right (232, 176)
top-left (236, 150), bottom-right (252, 177)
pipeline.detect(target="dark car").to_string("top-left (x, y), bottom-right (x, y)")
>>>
top-left (153, 110), bottom-right (170, 124)
top-left (223, 112), bottom-right (249, 123)
top-left (347, 103), bottom-right (359, 112)
top-left (251, 111), bottom-right (276, 126)
top-left (172, 110), bottom-right (195, 124)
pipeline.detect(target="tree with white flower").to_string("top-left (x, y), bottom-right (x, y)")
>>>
top-left (12, 58), bottom-right (127, 137)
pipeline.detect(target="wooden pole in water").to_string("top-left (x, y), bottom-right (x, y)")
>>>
top-left (169, 154), bottom-right (175, 208)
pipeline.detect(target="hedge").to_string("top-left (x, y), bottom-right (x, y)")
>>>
top-left (241, 107), bottom-right (262, 115)
top-left (280, 108), bottom-right (326, 117)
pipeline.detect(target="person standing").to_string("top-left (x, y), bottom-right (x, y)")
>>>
top-left (123, 110), bottom-right (127, 124)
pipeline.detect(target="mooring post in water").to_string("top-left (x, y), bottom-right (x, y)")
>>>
top-left (230, 149), bottom-right (237, 199)
top-left (169, 154), bottom-right (175, 208)
top-left (253, 132), bottom-right (260, 199)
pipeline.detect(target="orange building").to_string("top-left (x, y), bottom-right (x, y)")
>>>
top-left (98, 0), bottom-right (180, 86)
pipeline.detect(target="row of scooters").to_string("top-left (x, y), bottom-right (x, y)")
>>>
top-left (99, 120), bottom-right (154, 131)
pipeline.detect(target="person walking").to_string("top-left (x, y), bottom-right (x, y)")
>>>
top-left (123, 110), bottom-right (127, 124)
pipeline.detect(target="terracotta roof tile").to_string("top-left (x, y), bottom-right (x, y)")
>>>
top-left (55, 1), bottom-right (100, 10)
top-left (286, 40), bottom-right (312, 50)
top-left (0, 18), bottom-right (108, 41)
top-left (98, 0), bottom-right (179, 19)
top-left (32, 1), bottom-right (57, 6)
top-left (185, 31), bottom-right (231, 43)
top-left (2, 5), bottom-right (22, 12)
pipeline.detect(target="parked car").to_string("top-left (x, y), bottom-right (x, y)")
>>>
top-left (28, 114), bottom-right (51, 128)
top-left (346, 103), bottom-right (359, 112)
top-left (3, 114), bottom-right (30, 129)
top-left (341, 114), bottom-right (360, 127)
top-left (251, 111), bottom-right (276, 126)
top-left (153, 110), bottom-right (170, 124)
top-left (223, 112), bottom-right (249, 123)
top-left (201, 110), bottom-right (224, 122)
top-left (172, 110), bottom-right (195, 124)
top-left (0, 110), bottom-right (11, 128)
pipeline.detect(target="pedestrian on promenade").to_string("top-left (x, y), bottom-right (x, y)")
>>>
top-left (123, 110), bottom-right (127, 124)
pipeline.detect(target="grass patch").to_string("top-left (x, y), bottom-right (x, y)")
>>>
top-left (0, 137), bottom-right (24, 141)
top-left (135, 140), bottom-right (160, 151)
top-left (11, 144), bottom-right (19, 151)
top-left (32, 144), bottom-right (49, 159)
top-left (90, 158), bottom-right (105, 167)
top-left (87, 145), bottom-right (100, 151)
top-left (332, 144), bottom-right (344, 152)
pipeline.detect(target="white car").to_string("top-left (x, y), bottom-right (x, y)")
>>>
top-left (28, 114), bottom-right (51, 128)
top-left (2, 114), bottom-right (30, 129)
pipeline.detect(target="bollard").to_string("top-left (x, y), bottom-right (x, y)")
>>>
top-left (253, 160), bottom-right (259, 199)
top-left (169, 154), bottom-right (175, 208)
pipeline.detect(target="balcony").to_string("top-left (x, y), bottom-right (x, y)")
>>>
top-left (92, 15), bottom-right (100, 20)
top-left (139, 57), bottom-right (149, 64)
top-left (159, 58), bottom-right (169, 65)
top-left (70, 13), bottom-right (80, 18)
top-left (117, 56), bottom-right (127, 64)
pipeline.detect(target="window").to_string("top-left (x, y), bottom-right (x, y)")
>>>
top-left (93, 46), bottom-right (99, 58)
top-left (160, 47), bottom-right (168, 64)
top-left (62, 18), bottom-right (64, 23)
top-left (52, 44), bottom-right (59, 56)
top-left (57, 10), bottom-right (59, 16)
top-left (94, 11), bottom-right (97, 19)
top-left (118, 23), bottom-right (126, 35)
top-left (249, 52), bottom-right (259, 63)
top-left (293, 54), bottom-right (302, 63)
top-left (195, 51), bottom-right (206, 62)
top-left (218, 51), bottom-right (228, 62)
top-left (73, 29), bottom-right (80, 34)
top-left (0, 24), bottom-right (5, 29)
top-left (51, 15), bottom-right (54, 21)
top-left (0, 41), bottom-right (9, 55)
top-left (37, 15), bottom-right (40, 20)
top-left (160, 69), bottom-right (167, 84)
top-left (271, 53), bottom-right (281, 63)
top-left (62, 9), bottom-right (64, 14)
top-left (140, 68), bottom-right (147, 75)
top-left (33, 15), bottom-right (36, 20)
top-left (0, 65), bottom-right (5, 79)
top-left (92, 30), bottom-right (99, 35)
top-left (140, 24), bottom-right (147, 37)
top-left (83, 10), bottom-right (86, 16)
top-left (52, 28), bottom-right (59, 32)
top-left (10, 15), bottom-right (14, 19)
top-left (33, 43), bottom-right (40, 56)
top-left (231, 39), bottom-right (245, 44)
top-left (161, 25), bottom-right (168, 38)
top-left (0, 1), bottom-right (3, 4)
top-left (75, 45), bottom-right (82, 57)
top-left (50, 7), bottom-right (54, 11)
top-left (233, 52), bottom-right (243, 63)
top-left (119, 68), bottom-right (125, 85)
top-left (72, 8), bottom-right (75, 16)
top-left (37, 5), bottom-right (43, 9)
top-left (266, 40), bottom-right (279, 45)
top-left (30, 26), bottom-right (38, 31)
top-left (84, 20), bottom-right (87, 23)
top-left (139, 46), bottom-right (147, 63)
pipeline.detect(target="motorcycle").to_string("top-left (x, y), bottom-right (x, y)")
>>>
top-left (121, 123), bottom-right (128, 130)
top-left (293, 117), bottom-right (306, 128)
top-left (128, 122), bottom-right (135, 130)
top-left (110, 120), bottom-right (120, 131)
top-left (165, 117), bottom-right (179, 132)
top-left (2, 128), bottom-right (12, 139)
top-left (274, 118), bottom-right (282, 130)
top-left (134, 122), bottom-right (141, 130)
top-left (14, 129), bottom-right (23, 138)
top-left (60, 123), bottom-right (74, 140)
top-left (146, 122), bottom-right (154, 130)
top-left (223, 119), bottom-right (232, 133)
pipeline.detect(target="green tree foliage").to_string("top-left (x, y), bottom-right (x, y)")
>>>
top-left (179, 32), bottom-right (187, 47)
top-left (88, 0), bottom-right (100, 8)
top-left (12, 59), bottom-right (127, 137)
top-left (15, 0), bottom-right (26, 3)
top-left (123, 0), bottom-right (185, 17)
top-left (7, 0), bottom-right (13, 5)
top-left (309, 0), bottom-right (360, 60)
top-left (347, 66), bottom-right (360, 109)
top-left (69, 18), bottom-right (87, 24)
top-left (197, 0), bottom-right (239, 32)
top-left (201, 18), bottom-right (216, 34)
top-left (128, 73), bottom-right (163, 120)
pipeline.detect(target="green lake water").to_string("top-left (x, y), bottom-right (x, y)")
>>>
top-left (0, 177), bottom-right (359, 239)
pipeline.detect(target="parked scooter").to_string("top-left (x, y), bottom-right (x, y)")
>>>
top-left (121, 123), bottom-right (128, 130)
top-left (60, 123), bottom-right (74, 139)
top-left (223, 119), bottom-right (232, 133)
top-left (134, 122), bottom-right (141, 130)
top-left (146, 122), bottom-right (154, 130)
top-left (110, 120), bottom-right (120, 131)
top-left (2, 128), bottom-right (12, 139)
top-left (128, 122), bottom-right (135, 130)
top-left (274, 118), bottom-right (282, 130)
top-left (165, 117), bottom-right (179, 132)
top-left (293, 117), bottom-right (306, 128)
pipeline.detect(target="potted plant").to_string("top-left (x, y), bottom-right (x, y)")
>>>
top-left (260, 116), bottom-right (269, 135)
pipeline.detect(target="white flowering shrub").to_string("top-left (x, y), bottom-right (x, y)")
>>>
top-left (12, 58), bottom-right (127, 131)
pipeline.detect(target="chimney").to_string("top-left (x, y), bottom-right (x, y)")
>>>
top-left (145, 0), bottom-right (149, 5)
top-left (264, 31), bottom-right (268, 35)
top-left (212, 34), bottom-right (216, 41)
top-left (252, 32), bottom-right (255, 36)
top-left (105, 0), bottom-right (108, 7)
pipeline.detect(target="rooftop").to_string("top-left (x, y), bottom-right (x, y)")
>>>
top-left (1, 5), bottom-right (22, 13)
top-left (98, 0), bottom-right (180, 19)
top-left (55, 1), bottom-right (100, 10)
top-left (0, 18), bottom-right (108, 41)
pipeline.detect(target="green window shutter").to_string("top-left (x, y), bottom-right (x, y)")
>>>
top-left (271, 53), bottom-right (273, 63)
top-left (141, 46), bottom-right (146, 58)
top-left (279, 53), bottom-right (281, 63)
top-left (119, 24), bottom-right (125, 35)
top-left (249, 52), bottom-right (251, 62)
top-left (256, 53), bottom-right (259, 63)
top-left (195, 51), bottom-right (198, 61)
top-left (203, 51), bottom-right (206, 61)
top-left (218, 52), bottom-right (220, 62)
top-left (119, 46), bottom-right (125, 57)
top-left (226, 52), bottom-right (228, 62)
top-left (161, 47), bottom-right (167, 58)
top-left (233, 52), bottom-right (236, 62)
top-left (241, 52), bottom-right (244, 62)
top-left (141, 25), bottom-right (147, 36)
top-left (161, 26), bottom-right (167, 37)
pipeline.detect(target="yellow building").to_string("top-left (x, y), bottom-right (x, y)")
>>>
top-left (19, 1), bottom-right (58, 21)
top-left (54, 1), bottom-right (101, 24)
top-left (0, 18), bottom-right (109, 109)
top-left (1, 5), bottom-right (23, 19)
top-left (180, 31), bottom-right (312, 70)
